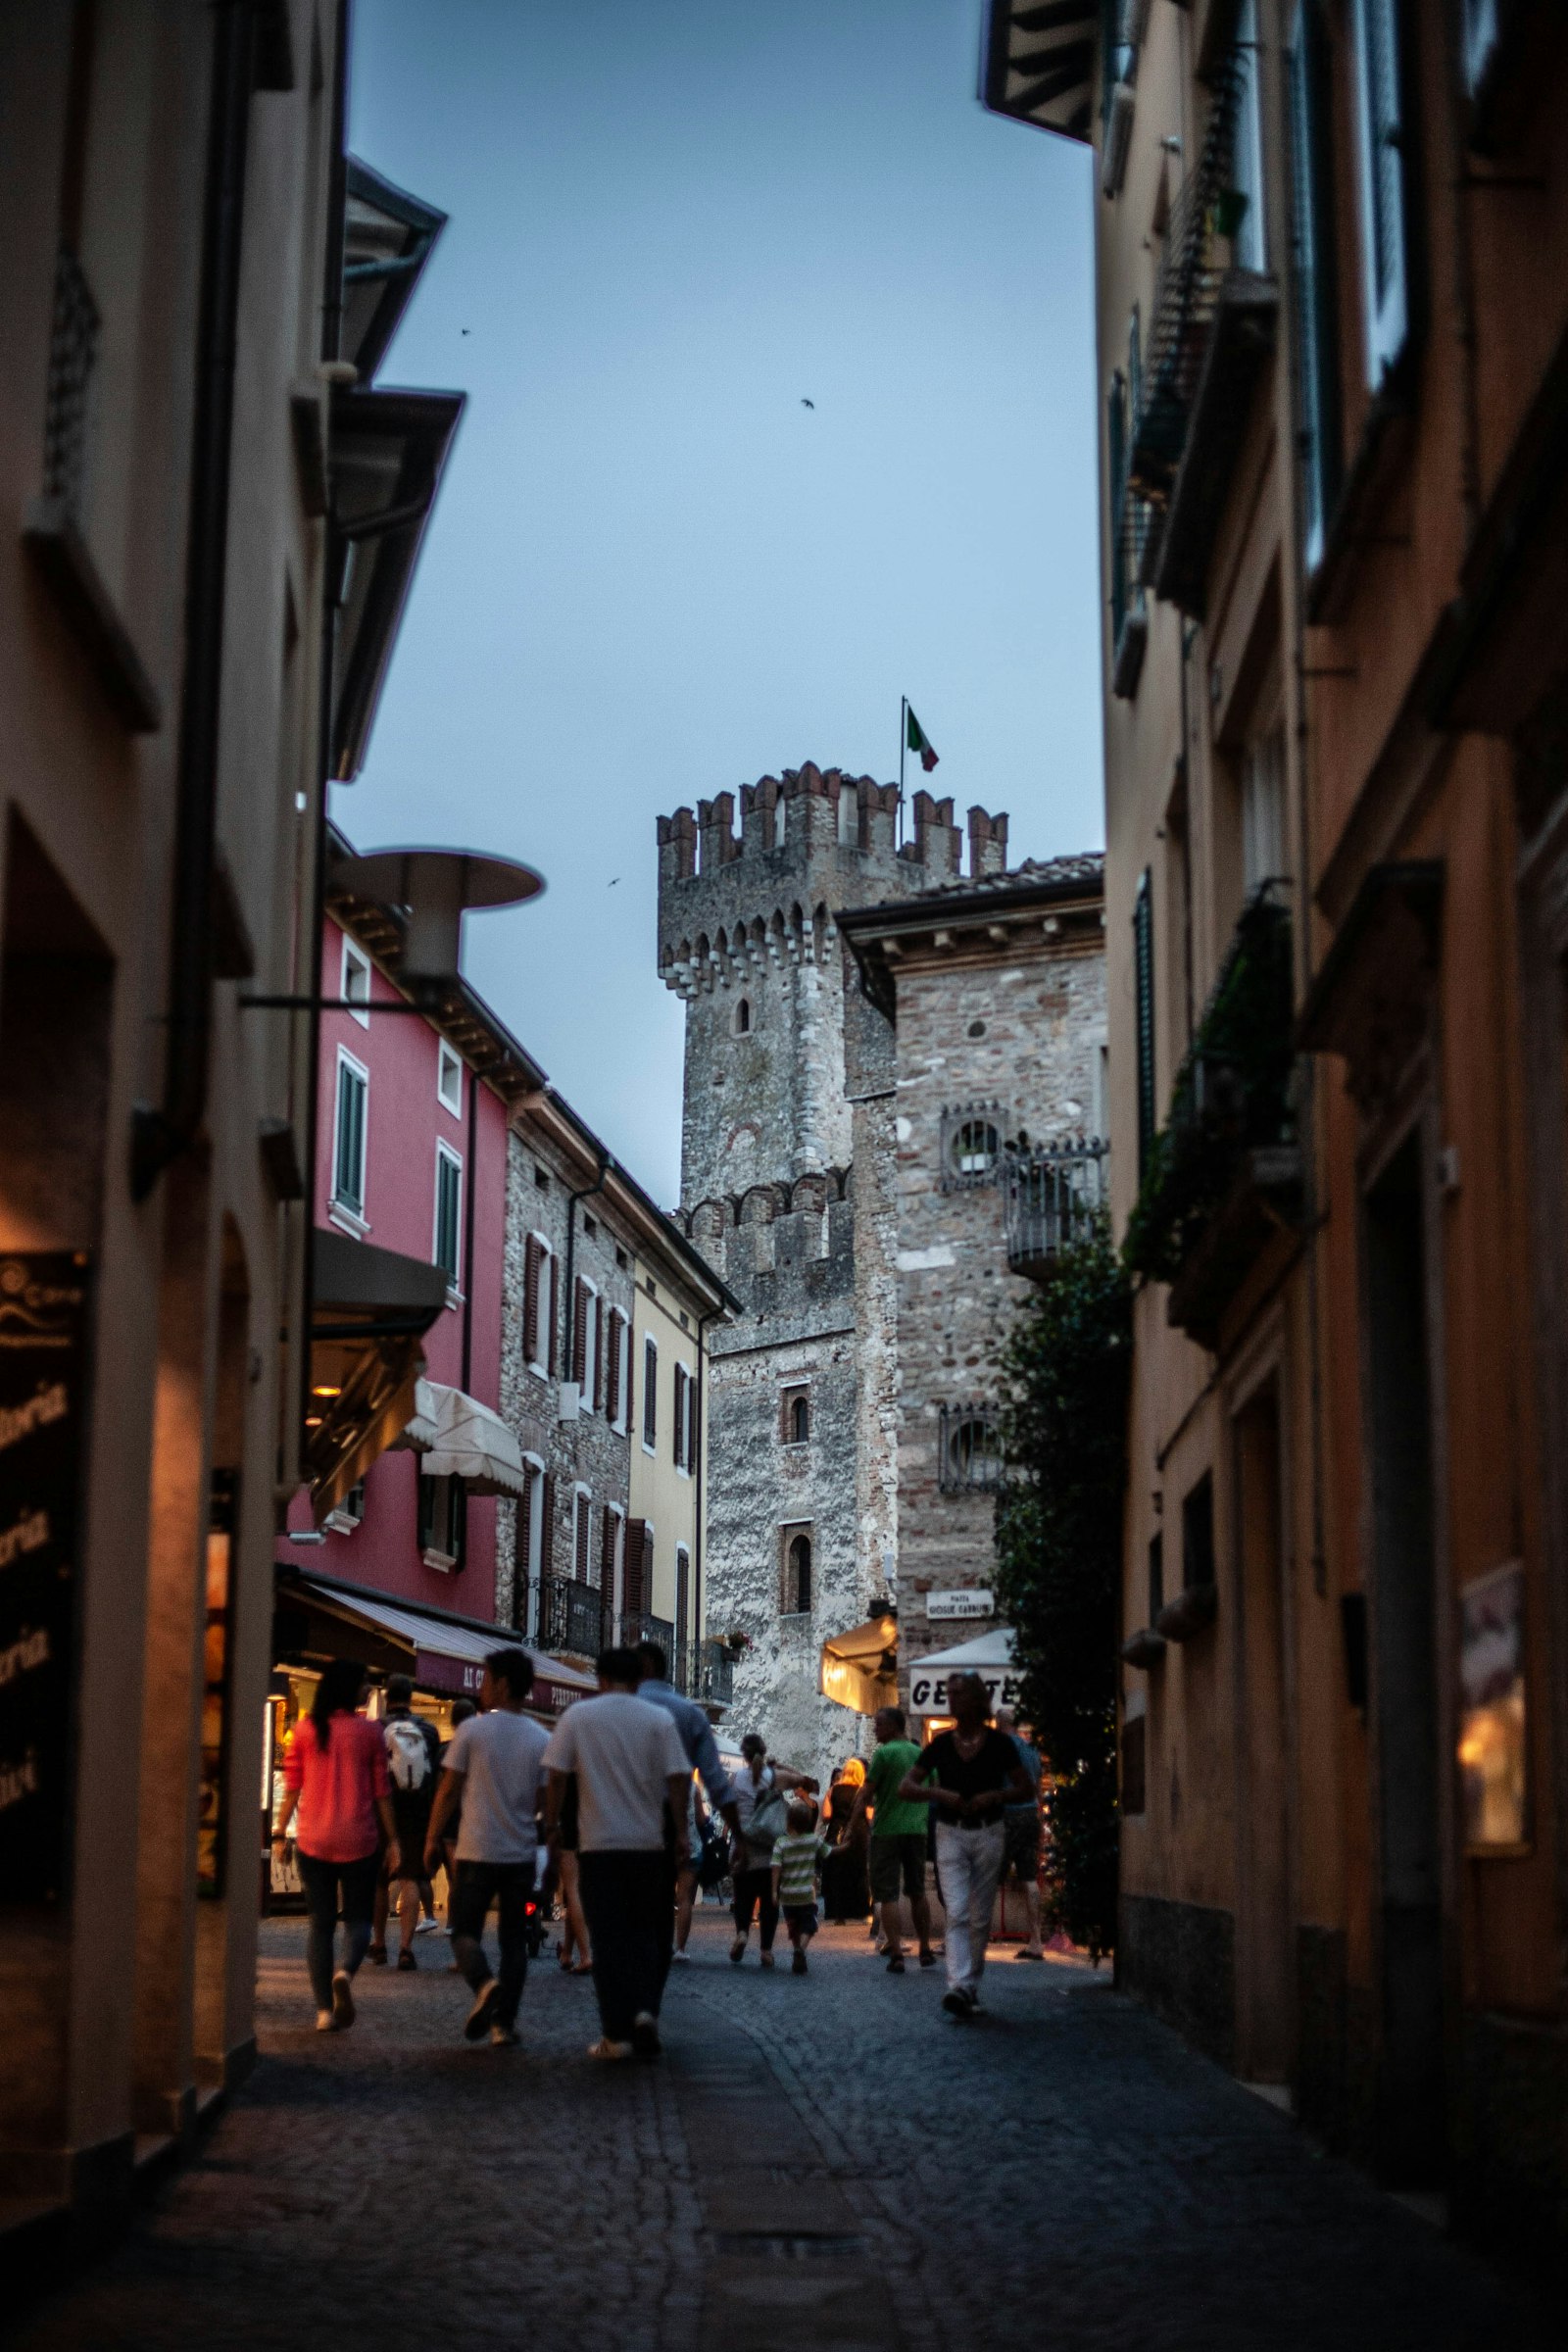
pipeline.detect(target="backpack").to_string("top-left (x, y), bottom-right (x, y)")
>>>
top-left (385, 1714), bottom-right (432, 1795)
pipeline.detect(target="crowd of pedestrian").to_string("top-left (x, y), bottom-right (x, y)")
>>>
top-left (271, 1654), bottom-right (1052, 2052)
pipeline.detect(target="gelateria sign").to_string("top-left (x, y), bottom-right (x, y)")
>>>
top-left (0, 1251), bottom-right (91, 1903)
top-left (907, 1629), bottom-right (1021, 1718)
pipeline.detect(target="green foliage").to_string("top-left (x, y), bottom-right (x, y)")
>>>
top-left (993, 1222), bottom-right (1131, 1960)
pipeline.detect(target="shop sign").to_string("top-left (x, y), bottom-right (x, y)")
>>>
top-left (908, 1663), bottom-right (1022, 1717)
top-left (925, 1589), bottom-right (994, 1622)
top-left (0, 1250), bottom-right (92, 1902)
top-left (416, 1646), bottom-right (581, 1717)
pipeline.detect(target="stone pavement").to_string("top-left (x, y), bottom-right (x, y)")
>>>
top-left (10, 1911), bottom-right (1554, 2352)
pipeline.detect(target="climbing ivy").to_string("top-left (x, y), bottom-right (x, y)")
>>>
top-left (994, 1221), bottom-right (1132, 1960)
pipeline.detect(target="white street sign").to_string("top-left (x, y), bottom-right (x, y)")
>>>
top-left (925, 1589), bottom-right (994, 1621)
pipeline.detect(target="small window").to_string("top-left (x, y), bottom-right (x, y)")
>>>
top-left (734, 998), bottom-right (751, 1035)
top-left (333, 1052), bottom-right (368, 1217)
top-left (583, 1212), bottom-right (597, 1239)
top-left (341, 937), bottom-right (370, 1027)
top-left (642, 1336), bottom-right (658, 1449)
top-left (417, 1472), bottom-right (466, 1570)
top-left (943, 1109), bottom-right (1003, 1188)
top-left (534, 1164), bottom-right (550, 1191)
top-left (782, 1387), bottom-right (809, 1446)
top-left (437, 1040), bottom-right (463, 1116)
top-left (783, 1530), bottom-right (812, 1614)
top-left (434, 1145), bottom-right (463, 1288)
top-left (939, 1405), bottom-right (1004, 1494)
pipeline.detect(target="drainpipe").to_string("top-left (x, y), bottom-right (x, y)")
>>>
top-left (130, 0), bottom-right (258, 1200)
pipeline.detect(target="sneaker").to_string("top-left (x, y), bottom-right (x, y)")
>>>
top-left (587, 2037), bottom-right (633, 2061)
top-left (464, 1980), bottom-right (499, 2041)
top-left (729, 1938), bottom-right (746, 1965)
top-left (415, 1918), bottom-right (442, 1936)
top-left (330, 1971), bottom-right (355, 2030)
top-left (670, 1948), bottom-right (690, 1965)
top-left (396, 1949), bottom-right (417, 1973)
top-left (918, 1950), bottom-right (939, 1969)
top-left (791, 1947), bottom-right (808, 1976)
top-left (886, 1954), bottom-right (906, 1975)
top-left (489, 2023), bottom-right (520, 2047)
top-left (631, 2012), bottom-right (662, 2058)
top-left (942, 1988), bottom-right (973, 2021)
top-left (366, 1943), bottom-right (388, 1967)
top-left (1017, 1947), bottom-right (1045, 1962)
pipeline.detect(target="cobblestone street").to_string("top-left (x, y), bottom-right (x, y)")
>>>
top-left (10, 1910), bottom-right (1553, 2352)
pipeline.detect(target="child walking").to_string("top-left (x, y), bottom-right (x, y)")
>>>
top-left (771, 1801), bottom-right (831, 1975)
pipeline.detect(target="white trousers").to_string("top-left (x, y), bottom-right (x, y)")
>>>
top-left (934, 1821), bottom-right (1004, 1994)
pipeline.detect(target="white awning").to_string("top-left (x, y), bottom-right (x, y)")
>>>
top-left (391, 1375), bottom-right (441, 1453)
top-left (907, 1627), bottom-right (1021, 1718)
top-left (418, 1382), bottom-right (527, 1497)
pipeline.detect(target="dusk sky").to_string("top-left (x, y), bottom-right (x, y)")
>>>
top-left (342, 0), bottom-right (1101, 1204)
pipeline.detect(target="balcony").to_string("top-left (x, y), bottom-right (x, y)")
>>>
top-left (1004, 1137), bottom-right (1108, 1280)
top-left (1124, 884), bottom-right (1300, 1349)
top-left (1126, 44), bottom-right (1276, 622)
top-left (687, 1641), bottom-right (736, 1709)
top-left (536, 1574), bottom-right (607, 1660)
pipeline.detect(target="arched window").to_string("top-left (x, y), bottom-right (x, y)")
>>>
top-left (787, 1532), bottom-right (812, 1614)
top-left (950, 1118), bottom-right (1000, 1180)
top-left (791, 1393), bottom-right (809, 1445)
top-left (734, 997), bottom-right (751, 1035)
top-left (940, 1407), bottom-right (1005, 1494)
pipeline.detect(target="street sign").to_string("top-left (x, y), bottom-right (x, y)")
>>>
top-left (925, 1589), bottom-right (994, 1621)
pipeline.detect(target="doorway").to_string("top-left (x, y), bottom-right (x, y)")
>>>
top-left (1363, 1132), bottom-right (1446, 2183)
top-left (1234, 1377), bottom-right (1293, 2082)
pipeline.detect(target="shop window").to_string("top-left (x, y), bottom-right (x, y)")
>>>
top-left (418, 1472), bottom-right (466, 1571)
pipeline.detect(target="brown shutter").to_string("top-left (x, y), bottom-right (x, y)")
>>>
top-left (607, 1310), bottom-right (622, 1426)
top-left (623, 1518), bottom-right (647, 1621)
top-left (540, 1473), bottom-right (555, 1575)
top-left (601, 1505), bottom-right (616, 1601)
top-left (514, 1471), bottom-right (533, 1625)
top-left (594, 1296), bottom-right (606, 1413)
top-left (643, 1339), bottom-right (657, 1448)
top-left (523, 1235), bottom-right (540, 1365)
top-left (572, 1278), bottom-right (588, 1386)
top-left (547, 1254), bottom-right (559, 1378)
top-left (687, 1373), bottom-right (700, 1478)
top-left (672, 1365), bottom-right (686, 1469)
top-left (574, 1490), bottom-right (591, 1581)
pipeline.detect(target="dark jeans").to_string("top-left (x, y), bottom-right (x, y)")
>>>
top-left (578, 1849), bottom-right (673, 2041)
top-left (732, 1866), bottom-right (779, 1951)
top-left (297, 1848), bottom-right (379, 2009)
top-left (449, 1859), bottom-right (534, 2029)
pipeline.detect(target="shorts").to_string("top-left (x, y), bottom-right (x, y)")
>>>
top-left (386, 1805), bottom-right (434, 1881)
top-left (1002, 1810), bottom-right (1040, 1882)
top-left (868, 1834), bottom-right (927, 1905)
top-left (783, 1903), bottom-right (819, 1938)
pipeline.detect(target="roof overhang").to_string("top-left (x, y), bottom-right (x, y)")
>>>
top-left (979, 1), bottom-right (1099, 143)
top-left (305, 1230), bottom-right (450, 1515)
top-left (838, 864), bottom-right (1105, 1020)
top-left (342, 158), bottom-right (448, 383)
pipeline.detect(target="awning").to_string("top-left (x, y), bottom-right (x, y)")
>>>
top-left (821, 1612), bottom-right (899, 1718)
top-left (416, 1381), bottom-right (526, 1497)
top-left (306, 1230), bottom-right (450, 1515)
top-left (290, 1573), bottom-right (595, 1715)
top-left (907, 1627), bottom-right (1022, 1718)
top-left (980, 2), bottom-right (1098, 144)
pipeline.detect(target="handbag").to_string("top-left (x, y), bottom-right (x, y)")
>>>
top-left (746, 1788), bottom-right (790, 1851)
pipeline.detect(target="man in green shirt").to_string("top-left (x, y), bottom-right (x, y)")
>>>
top-left (853, 1706), bottom-right (936, 1974)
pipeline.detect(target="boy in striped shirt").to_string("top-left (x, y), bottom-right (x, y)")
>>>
top-left (770, 1802), bottom-right (831, 1975)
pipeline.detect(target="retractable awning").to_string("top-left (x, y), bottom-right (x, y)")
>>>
top-left (305, 1230), bottom-right (449, 1515)
top-left (907, 1627), bottom-right (1022, 1718)
top-left (821, 1611), bottom-right (899, 1717)
top-left (415, 1381), bottom-right (527, 1497)
top-left (290, 1573), bottom-right (595, 1715)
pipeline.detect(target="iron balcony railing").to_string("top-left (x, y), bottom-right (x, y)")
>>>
top-left (1004, 1137), bottom-right (1109, 1276)
top-left (535, 1573), bottom-right (607, 1659)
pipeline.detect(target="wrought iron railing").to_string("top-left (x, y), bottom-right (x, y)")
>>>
top-left (1004, 1138), bottom-right (1108, 1274)
top-left (535, 1574), bottom-right (607, 1659)
top-left (938, 1402), bottom-right (1007, 1495)
top-left (42, 246), bottom-right (100, 514)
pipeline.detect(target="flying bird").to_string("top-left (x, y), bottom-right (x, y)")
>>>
top-left (801, 397), bottom-right (814, 409)
top-left (608, 877), bottom-right (620, 887)
top-left (461, 327), bottom-right (470, 336)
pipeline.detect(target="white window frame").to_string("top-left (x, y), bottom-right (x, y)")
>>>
top-left (436, 1038), bottom-right (464, 1117)
top-left (642, 1334), bottom-right (659, 1454)
top-left (526, 1232), bottom-right (554, 1378)
top-left (341, 936), bottom-right (371, 1028)
top-left (1349, 0), bottom-right (1409, 390)
top-left (674, 1359), bottom-right (694, 1478)
top-left (433, 1140), bottom-right (464, 1299)
top-left (330, 1045), bottom-right (369, 1233)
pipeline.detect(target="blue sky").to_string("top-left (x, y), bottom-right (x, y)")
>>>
top-left (343, 0), bottom-right (1101, 1203)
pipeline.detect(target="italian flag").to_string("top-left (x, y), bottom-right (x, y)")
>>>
top-left (906, 705), bottom-right (939, 772)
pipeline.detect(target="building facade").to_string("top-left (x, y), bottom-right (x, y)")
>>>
top-left (983, 0), bottom-right (1568, 2283)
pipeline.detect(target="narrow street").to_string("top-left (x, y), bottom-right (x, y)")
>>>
top-left (12, 1917), bottom-right (1548, 2352)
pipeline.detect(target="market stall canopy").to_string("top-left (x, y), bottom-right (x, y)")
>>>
top-left (416, 1381), bottom-right (526, 1497)
top-left (285, 1571), bottom-right (595, 1715)
top-left (306, 1230), bottom-right (449, 1515)
top-left (907, 1627), bottom-right (1022, 1718)
top-left (821, 1611), bottom-right (899, 1717)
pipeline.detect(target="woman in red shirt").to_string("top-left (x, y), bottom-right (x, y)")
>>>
top-left (273, 1659), bottom-right (398, 2031)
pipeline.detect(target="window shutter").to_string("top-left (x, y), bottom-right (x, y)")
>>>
top-left (672, 1365), bottom-right (686, 1469)
top-left (1288, 1), bottom-right (1343, 572)
top-left (515, 1472), bottom-right (534, 1621)
top-left (687, 1374), bottom-right (699, 1478)
top-left (547, 1252), bottom-right (559, 1378)
top-left (573, 1491), bottom-right (591, 1581)
top-left (675, 1547), bottom-right (690, 1653)
top-left (643, 1339), bottom-right (658, 1448)
top-left (601, 1506), bottom-right (616, 1599)
top-left (1133, 869), bottom-right (1156, 1179)
top-left (523, 1236), bottom-right (540, 1365)
top-left (1350, 0), bottom-right (1409, 387)
top-left (540, 1473), bottom-right (555, 1575)
top-left (416, 1472), bottom-right (434, 1551)
top-left (607, 1310), bottom-right (622, 1425)
top-left (571, 1279), bottom-right (588, 1385)
top-left (594, 1297), bottom-right (606, 1413)
top-left (623, 1518), bottom-right (647, 1621)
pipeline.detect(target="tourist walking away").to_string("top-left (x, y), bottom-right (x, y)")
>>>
top-left (770, 1801), bottom-right (830, 1974)
top-left (424, 1648), bottom-right (550, 2048)
top-left (636, 1637), bottom-right (740, 1965)
top-left (995, 1707), bottom-right (1047, 1960)
top-left (855, 1706), bottom-right (936, 1973)
top-left (369, 1674), bottom-right (442, 1971)
top-left (730, 1733), bottom-right (787, 1965)
top-left (271, 1658), bottom-right (397, 2033)
top-left (901, 1674), bottom-right (1031, 2018)
top-left (543, 1648), bottom-right (690, 2060)
top-left (821, 1754), bottom-right (871, 1923)
top-left (435, 1693), bottom-right (476, 1945)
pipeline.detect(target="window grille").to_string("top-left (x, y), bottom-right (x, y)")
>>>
top-left (938, 1404), bottom-right (1006, 1495)
top-left (940, 1102), bottom-right (1005, 1191)
top-left (1004, 1137), bottom-right (1108, 1272)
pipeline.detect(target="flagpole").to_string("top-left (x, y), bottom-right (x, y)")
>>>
top-left (899, 695), bottom-right (906, 850)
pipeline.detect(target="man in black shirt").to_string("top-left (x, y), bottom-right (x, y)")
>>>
top-left (900, 1672), bottom-right (1031, 2018)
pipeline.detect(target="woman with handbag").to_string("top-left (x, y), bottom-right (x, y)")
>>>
top-left (729, 1734), bottom-right (788, 1967)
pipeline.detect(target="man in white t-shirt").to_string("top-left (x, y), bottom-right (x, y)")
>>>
top-left (543, 1647), bottom-right (690, 2062)
top-left (424, 1649), bottom-right (550, 2048)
